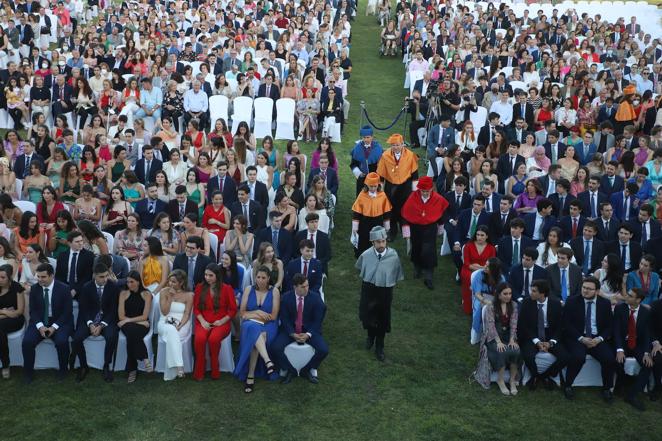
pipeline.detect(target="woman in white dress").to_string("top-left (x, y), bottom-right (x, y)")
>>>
top-left (297, 194), bottom-right (330, 233)
top-left (162, 149), bottom-right (188, 188)
top-left (535, 227), bottom-right (575, 268)
top-left (19, 244), bottom-right (53, 288)
top-left (593, 253), bottom-right (626, 305)
top-left (255, 151), bottom-right (274, 189)
top-left (157, 269), bottom-right (193, 381)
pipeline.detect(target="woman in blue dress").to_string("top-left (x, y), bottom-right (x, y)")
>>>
top-left (470, 257), bottom-right (506, 344)
top-left (233, 265), bottom-right (280, 393)
top-left (505, 163), bottom-right (528, 198)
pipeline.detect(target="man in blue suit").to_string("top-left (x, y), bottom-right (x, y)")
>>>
top-left (270, 273), bottom-right (328, 385)
top-left (447, 195), bottom-right (490, 270)
top-left (578, 176), bottom-right (607, 219)
top-left (51, 74), bottom-right (74, 121)
top-left (611, 183), bottom-right (640, 222)
top-left (134, 183), bottom-right (167, 229)
top-left (542, 130), bottom-right (566, 165)
top-left (307, 154), bottom-right (338, 196)
top-left (254, 211), bottom-right (293, 264)
top-left (22, 263), bottom-right (73, 383)
top-left (134, 144), bottom-right (162, 185)
top-left (13, 142), bottom-right (45, 179)
top-left (523, 198), bottom-right (557, 243)
top-left (284, 240), bottom-right (322, 293)
top-left (599, 161), bottom-right (625, 196)
top-left (508, 247), bottom-right (548, 302)
top-left (574, 131), bottom-right (598, 165)
top-left (294, 213), bottom-right (331, 274)
top-left (548, 178), bottom-right (576, 217)
top-left (628, 204), bottom-right (662, 246)
top-left (426, 114), bottom-right (455, 177)
top-left (475, 181), bottom-right (501, 214)
top-left (558, 200), bottom-right (587, 243)
top-left (70, 263), bottom-right (120, 383)
top-left (496, 218), bottom-right (534, 273)
top-left (206, 161), bottom-right (237, 205)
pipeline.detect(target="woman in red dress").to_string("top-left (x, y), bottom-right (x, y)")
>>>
top-left (460, 225), bottom-right (496, 315)
top-left (202, 191), bottom-right (231, 255)
top-left (193, 263), bottom-right (237, 380)
top-left (533, 98), bottom-right (554, 131)
top-left (36, 185), bottom-right (65, 228)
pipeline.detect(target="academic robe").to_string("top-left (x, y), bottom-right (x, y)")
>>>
top-left (401, 190), bottom-right (448, 270)
top-left (351, 190), bottom-right (392, 257)
top-left (376, 147), bottom-right (419, 233)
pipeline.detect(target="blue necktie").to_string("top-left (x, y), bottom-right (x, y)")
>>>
top-left (187, 257), bottom-right (195, 291)
top-left (272, 230), bottom-right (279, 257)
top-left (583, 241), bottom-right (591, 275)
top-left (561, 268), bottom-right (568, 301)
top-left (591, 193), bottom-right (597, 218)
top-left (642, 223), bottom-right (647, 246)
top-left (585, 301), bottom-right (593, 336)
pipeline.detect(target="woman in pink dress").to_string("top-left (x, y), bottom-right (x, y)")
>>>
top-left (194, 152), bottom-right (213, 185)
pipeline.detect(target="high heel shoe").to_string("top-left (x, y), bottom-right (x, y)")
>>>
top-left (496, 380), bottom-right (511, 396)
top-left (244, 376), bottom-right (255, 393)
top-left (510, 382), bottom-right (518, 396)
top-left (265, 361), bottom-right (275, 376)
top-left (143, 359), bottom-right (153, 373)
top-left (127, 370), bottom-right (137, 384)
top-left (177, 367), bottom-right (185, 378)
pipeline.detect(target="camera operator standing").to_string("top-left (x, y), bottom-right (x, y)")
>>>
top-left (437, 79), bottom-right (461, 126)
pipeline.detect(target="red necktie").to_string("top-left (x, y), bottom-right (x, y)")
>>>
top-left (627, 310), bottom-right (637, 350)
top-left (572, 218), bottom-right (578, 238)
top-left (295, 296), bottom-right (303, 333)
top-left (303, 260), bottom-right (308, 276)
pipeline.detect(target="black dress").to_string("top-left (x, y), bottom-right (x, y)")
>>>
top-left (120, 290), bottom-right (149, 372)
top-left (0, 281), bottom-right (25, 368)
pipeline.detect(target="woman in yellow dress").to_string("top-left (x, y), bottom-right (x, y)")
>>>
top-left (138, 236), bottom-right (169, 294)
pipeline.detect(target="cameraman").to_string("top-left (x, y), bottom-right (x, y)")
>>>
top-left (406, 89), bottom-right (429, 148)
top-left (437, 79), bottom-right (461, 126)
top-left (457, 88), bottom-right (478, 125)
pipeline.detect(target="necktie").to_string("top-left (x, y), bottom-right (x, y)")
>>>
top-left (456, 194), bottom-right (460, 206)
top-left (583, 241), bottom-right (591, 274)
top-left (560, 196), bottom-right (565, 213)
top-left (69, 252), bottom-right (78, 284)
top-left (605, 220), bottom-right (610, 234)
top-left (179, 203), bottom-right (185, 219)
top-left (572, 218), bottom-right (578, 238)
top-left (561, 268), bottom-right (568, 301)
top-left (25, 155), bottom-right (31, 173)
top-left (627, 310), bottom-right (637, 350)
top-left (303, 260), bottom-right (308, 276)
top-left (585, 301), bottom-right (593, 336)
top-left (321, 169), bottom-right (327, 181)
top-left (469, 214), bottom-right (478, 238)
top-left (97, 286), bottom-right (103, 301)
top-left (591, 193), bottom-right (597, 218)
top-left (584, 144), bottom-right (589, 159)
top-left (624, 197), bottom-right (629, 220)
top-left (266, 85), bottom-right (270, 96)
top-left (609, 176), bottom-right (614, 187)
top-left (524, 268), bottom-right (530, 297)
top-left (243, 204), bottom-right (248, 220)
top-left (642, 222), bottom-right (648, 246)
top-left (552, 144), bottom-right (557, 164)
top-left (149, 200), bottom-right (155, 214)
top-left (272, 230), bottom-right (279, 257)
top-left (378, 253), bottom-right (382, 260)
top-left (537, 303), bottom-right (545, 340)
top-left (510, 157), bottom-right (515, 174)
top-left (218, 176), bottom-right (224, 193)
top-left (295, 296), bottom-right (303, 333)
top-left (512, 239), bottom-right (519, 266)
top-left (621, 244), bottom-right (627, 270)
top-left (59, 87), bottom-right (64, 101)
top-left (187, 257), bottom-right (195, 290)
top-left (43, 287), bottom-right (49, 325)
top-left (501, 213), bottom-right (507, 227)
top-left (146, 160), bottom-right (151, 179)
top-left (486, 198), bottom-right (491, 212)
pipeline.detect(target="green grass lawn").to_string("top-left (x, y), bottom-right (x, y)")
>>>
top-left (2, 10), bottom-right (662, 441)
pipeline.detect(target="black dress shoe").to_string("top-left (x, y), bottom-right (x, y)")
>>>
top-left (280, 371), bottom-right (294, 385)
top-left (423, 279), bottom-right (434, 290)
top-left (625, 395), bottom-right (645, 411)
top-left (365, 336), bottom-right (375, 350)
top-left (601, 389), bottom-right (614, 404)
top-left (526, 377), bottom-right (537, 391)
top-left (305, 370), bottom-right (319, 384)
top-left (68, 353), bottom-right (76, 371)
top-left (103, 366), bottom-right (114, 383)
top-left (375, 348), bottom-right (385, 362)
top-left (564, 386), bottom-right (575, 400)
top-left (75, 366), bottom-right (89, 383)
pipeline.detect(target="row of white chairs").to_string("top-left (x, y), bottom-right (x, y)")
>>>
top-left (210, 96), bottom-right (297, 140)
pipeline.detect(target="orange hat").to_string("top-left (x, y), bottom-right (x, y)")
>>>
top-left (623, 84), bottom-right (636, 95)
top-left (387, 133), bottom-right (404, 145)
top-left (418, 176), bottom-right (433, 190)
top-left (365, 172), bottom-right (380, 187)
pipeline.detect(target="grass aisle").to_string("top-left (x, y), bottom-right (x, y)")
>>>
top-left (2, 11), bottom-right (661, 441)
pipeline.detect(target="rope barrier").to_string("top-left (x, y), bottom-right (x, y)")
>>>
top-left (360, 106), bottom-right (407, 131)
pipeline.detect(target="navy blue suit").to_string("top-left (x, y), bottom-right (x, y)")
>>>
top-left (610, 191), bottom-right (638, 222)
top-left (269, 291), bottom-right (328, 376)
top-left (596, 217), bottom-right (620, 242)
top-left (574, 142), bottom-right (597, 165)
top-left (22, 280), bottom-right (73, 376)
top-left (134, 158), bottom-right (162, 185)
top-left (448, 208), bottom-right (491, 270)
top-left (441, 191), bottom-right (471, 222)
top-left (570, 237), bottom-right (605, 275)
top-left (206, 174), bottom-right (237, 205)
top-left (508, 264), bottom-right (548, 302)
top-left (13, 153), bottom-right (46, 179)
top-left (496, 235), bottom-right (534, 273)
top-left (475, 193), bottom-right (501, 214)
top-left (599, 174), bottom-right (625, 196)
top-left (307, 167), bottom-right (339, 196)
top-left (558, 215), bottom-right (587, 243)
top-left (523, 213), bottom-right (557, 242)
top-left (294, 230), bottom-right (331, 274)
top-left (283, 257), bottom-right (323, 293)
top-left (577, 190), bottom-right (608, 218)
top-left (134, 198), bottom-right (167, 229)
top-left (548, 193), bottom-right (577, 218)
top-left (613, 302), bottom-right (652, 397)
top-left (254, 226), bottom-right (293, 264)
top-left (628, 219), bottom-right (662, 245)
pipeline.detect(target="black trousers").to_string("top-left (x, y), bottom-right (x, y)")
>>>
top-left (409, 119), bottom-right (425, 147)
top-left (161, 109), bottom-right (181, 131)
top-left (0, 316), bottom-right (24, 367)
top-left (520, 340), bottom-right (569, 379)
top-left (22, 321), bottom-right (72, 375)
top-left (121, 323), bottom-right (149, 372)
top-left (565, 339), bottom-right (616, 389)
top-left (76, 106), bottom-right (98, 130)
top-left (7, 107), bottom-right (23, 129)
top-left (616, 348), bottom-right (651, 398)
top-left (71, 323), bottom-right (118, 369)
top-left (269, 331), bottom-right (329, 376)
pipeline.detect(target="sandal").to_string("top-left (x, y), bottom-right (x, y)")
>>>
top-left (265, 361), bottom-right (275, 376)
top-left (177, 367), bottom-right (185, 378)
top-left (2, 368), bottom-right (9, 380)
top-left (127, 370), bottom-right (137, 384)
top-left (244, 376), bottom-right (255, 393)
top-left (143, 359), bottom-right (153, 373)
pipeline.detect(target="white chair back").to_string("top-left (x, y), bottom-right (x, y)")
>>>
top-left (275, 98), bottom-right (296, 140)
top-left (253, 97), bottom-right (275, 139)
top-left (231, 96), bottom-right (254, 133)
top-left (14, 200), bottom-right (36, 213)
top-left (103, 231), bottom-right (115, 253)
top-left (209, 95), bottom-right (230, 127)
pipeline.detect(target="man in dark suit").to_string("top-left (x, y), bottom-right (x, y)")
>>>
top-left (578, 176), bottom-right (607, 219)
top-left (489, 196), bottom-right (517, 242)
top-left (523, 199), bottom-right (557, 243)
top-left (70, 263), bottom-right (120, 383)
top-left (512, 91), bottom-right (534, 129)
top-left (509, 247), bottom-right (548, 302)
top-left (206, 161), bottom-right (237, 206)
top-left (648, 299), bottom-right (662, 400)
top-left (254, 211), bottom-right (293, 264)
top-left (510, 117), bottom-right (530, 144)
top-left (172, 236), bottom-right (213, 291)
top-left (574, 131), bottom-right (598, 166)
top-left (270, 273), bottom-right (328, 384)
top-left (607, 224), bottom-right (642, 272)
top-left (257, 74), bottom-right (280, 100)
top-left (628, 204), bottom-right (661, 246)
top-left (134, 145), bottom-right (162, 185)
top-left (542, 130), bottom-right (567, 165)
top-left (475, 181), bottom-right (500, 214)
top-left (570, 220), bottom-right (605, 276)
top-left (644, 238), bottom-right (662, 274)
top-left (477, 112), bottom-right (502, 147)
top-left (495, 141), bottom-right (525, 192)
top-left (558, 200), bottom-right (587, 243)
top-left (51, 74), bottom-right (74, 120)
top-left (518, 279), bottom-right (569, 390)
top-left (134, 183), bottom-right (167, 230)
top-left (549, 178), bottom-right (576, 218)
top-left (537, 165), bottom-right (563, 198)
top-left (427, 115), bottom-right (456, 172)
top-left (13, 141), bottom-right (45, 179)
top-left (614, 288), bottom-right (653, 411)
top-left (243, 166), bottom-right (269, 216)
top-left (599, 161), bottom-right (625, 196)
top-left (167, 185), bottom-right (199, 224)
top-left (294, 213), bottom-right (331, 274)
top-left (21, 263), bottom-right (73, 383)
top-left (547, 248), bottom-right (583, 302)
top-left (441, 177), bottom-right (471, 222)
top-left (55, 231), bottom-right (94, 299)
top-left (284, 239), bottom-right (323, 293)
top-left (596, 202), bottom-right (619, 242)
top-left (597, 99), bottom-right (618, 126)
top-left (562, 276), bottom-right (617, 402)
top-left (307, 155), bottom-right (338, 196)
top-left (610, 183), bottom-right (639, 222)
top-left (447, 196), bottom-right (490, 270)
top-left (496, 217), bottom-right (533, 270)
top-left (229, 185), bottom-right (265, 233)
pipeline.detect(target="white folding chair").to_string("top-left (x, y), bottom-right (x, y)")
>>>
top-left (509, 81), bottom-right (528, 93)
top-left (323, 116), bottom-right (341, 143)
top-left (14, 179), bottom-right (23, 201)
top-left (102, 231), bottom-right (114, 254)
top-left (227, 78), bottom-right (238, 94)
top-left (209, 233), bottom-right (219, 262)
top-left (203, 334), bottom-right (235, 373)
top-left (14, 200), bottom-right (36, 213)
top-left (231, 96), bottom-right (254, 133)
top-left (283, 342), bottom-right (317, 377)
top-left (34, 338), bottom-right (62, 369)
top-left (7, 325), bottom-right (26, 366)
top-left (409, 70), bottom-right (424, 98)
top-left (209, 95), bottom-right (230, 127)
top-left (253, 97), bottom-right (274, 139)
top-left (275, 98), bottom-right (296, 140)
top-left (190, 61), bottom-right (203, 77)
top-left (470, 106), bottom-right (488, 129)
top-left (114, 322), bottom-right (154, 372)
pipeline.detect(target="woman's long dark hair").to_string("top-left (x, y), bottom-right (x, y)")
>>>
top-left (78, 219), bottom-right (104, 241)
top-left (39, 185), bottom-right (58, 222)
top-left (493, 281), bottom-right (514, 324)
top-left (199, 263), bottom-right (222, 312)
top-left (55, 210), bottom-right (76, 232)
top-left (27, 243), bottom-right (48, 263)
top-left (126, 270), bottom-right (146, 293)
top-left (19, 211), bottom-right (39, 239)
top-left (482, 257), bottom-right (503, 293)
top-left (604, 252), bottom-right (624, 293)
top-left (222, 250), bottom-right (240, 289)
top-left (0, 237), bottom-right (16, 259)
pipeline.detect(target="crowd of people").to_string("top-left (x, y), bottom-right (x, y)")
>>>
top-left (366, 0), bottom-right (662, 411)
top-left (0, 0), bottom-right (370, 392)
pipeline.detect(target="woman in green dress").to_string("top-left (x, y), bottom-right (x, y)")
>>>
top-left (58, 161), bottom-right (82, 206)
top-left (108, 145), bottom-right (131, 185)
top-left (23, 161), bottom-right (50, 204)
top-left (46, 147), bottom-right (67, 191)
top-left (121, 170), bottom-right (145, 209)
top-left (47, 210), bottom-right (77, 258)
top-left (185, 168), bottom-right (205, 220)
